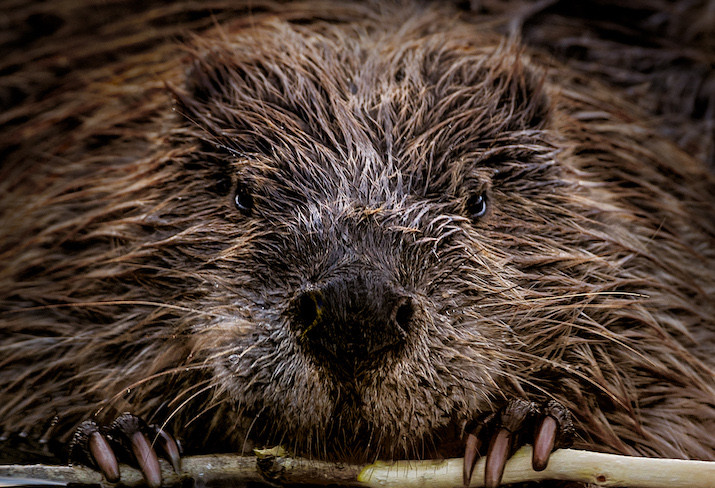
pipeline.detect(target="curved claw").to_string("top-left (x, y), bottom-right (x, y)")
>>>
top-left (463, 399), bottom-right (573, 486)
top-left (129, 430), bottom-right (162, 488)
top-left (463, 433), bottom-right (480, 487)
top-left (485, 428), bottom-right (511, 488)
top-left (88, 430), bottom-right (120, 483)
top-left (532, 415), bottom-right (557, 471)
top-left (109, 414), bottom-right (163, 488)
top-left (70, 420), bottom-right (121, 483)
top-left (71, 414), bottom-right (180, 487)
top-left (153, 426), bottom-right (182, 474)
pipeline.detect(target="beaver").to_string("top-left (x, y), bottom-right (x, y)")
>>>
top-left (1, 0), bottom-right (714, 487)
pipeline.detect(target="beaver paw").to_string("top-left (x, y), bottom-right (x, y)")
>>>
top-left (463, 399), bottom-right (574, 488)
top-left (69, 413), bottom-right (181, 488)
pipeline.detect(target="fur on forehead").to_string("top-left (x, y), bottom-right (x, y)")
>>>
top-left (175, 14), bottom-right (551, 201)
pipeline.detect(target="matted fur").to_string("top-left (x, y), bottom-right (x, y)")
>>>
top-left (1, 0), bottom-right (713, 473)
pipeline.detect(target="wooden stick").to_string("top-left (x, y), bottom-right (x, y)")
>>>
top-left (1, 446), bottom-right (713, 487)
top-left (359, 446), bottom-right (715, 488)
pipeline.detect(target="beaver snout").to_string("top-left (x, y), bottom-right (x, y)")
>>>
top-left (290, 273), bottom-right (416, 378)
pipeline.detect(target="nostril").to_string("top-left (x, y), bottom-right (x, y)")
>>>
top-left (291, 279), bottom-right (415, 375)
top-left (295, 290), bottom-right (323, 330)
top-left (394, 297), bottom-right (414, 332)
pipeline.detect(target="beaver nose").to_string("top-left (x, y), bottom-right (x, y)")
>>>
top-left (290, 274), bottom-right (414, 377)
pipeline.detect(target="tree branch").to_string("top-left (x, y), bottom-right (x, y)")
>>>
top-left (1, 446), bottom-right (713, 487)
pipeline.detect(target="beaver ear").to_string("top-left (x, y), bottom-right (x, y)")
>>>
top-left (487, 52), bottom-right (551, 130)
top-left (422, 44), bottom-right (551, 133)
top-left (174, 47), bottom-right (325, 158)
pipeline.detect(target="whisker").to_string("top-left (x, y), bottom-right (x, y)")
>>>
top-left (463, 290), bottom-right (649, 309)
top-left (185, 397), bottom-right (226, 430)
top-left (523, 291), bottom-right (649, 303)
top-left (164, 378), bottom-right (214, 411)
top-left (242, 407), bottom-right (266, 455)
top-left (152, 381), bottom-right (217, 447)
top-left (106, 364), bottom-right (210, 406)
top-left (1, 300), bottom-right (224, 318)
top-left (507, 349), bottom-right (632, 411)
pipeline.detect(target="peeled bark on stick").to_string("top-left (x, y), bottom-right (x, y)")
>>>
top-left (1, 446), bottom-right (714, 487)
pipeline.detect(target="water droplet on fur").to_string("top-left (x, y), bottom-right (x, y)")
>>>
top-left (228, 354), bottom-right (239, 364)
top-left (126, 388), bottom-right (131, 394)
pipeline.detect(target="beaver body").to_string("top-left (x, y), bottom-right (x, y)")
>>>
top-left (1, 0), bottom-right (714, 478)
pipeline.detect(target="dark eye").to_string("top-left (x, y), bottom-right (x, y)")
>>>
top-left (233, 182), bottom-right (254, 215)
top-left (466, 193), bottom-right (487, 220)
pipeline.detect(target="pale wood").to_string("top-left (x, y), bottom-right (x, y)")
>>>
top-left (1, 446), bottom-right (714, 487)
top-left (359, 446), bottom-right (715, 488)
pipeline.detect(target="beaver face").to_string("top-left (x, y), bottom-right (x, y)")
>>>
top-left (178, 20), bottom-right (576, 458)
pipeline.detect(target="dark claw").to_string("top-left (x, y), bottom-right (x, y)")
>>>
top-left (463, 399), bottom-right (572, 487)
top-left (463, 433), bottom-right (480, 487)
top-left (70, 420), bottom-right (120, 483)
top-left (129, 430), bottom-right (162, 488)
top-left (151, 425), bottom-right (182, 474)
top-left (109, 413), bottom-right (162, 488)
top-left (532, 415), bottom-right (557, 471)
top-left (88, 430), bottom-right (120, 483)
top-left (485, 399), bottom-right (537, 488)
top-left (485, 428), bottom-right (511, 488)
top-left (532, 400), bottom-right (575, 472)
top-left (70, 414), bottom-right (181, 487)
top-left (462, 412), bottom-right (494, 487)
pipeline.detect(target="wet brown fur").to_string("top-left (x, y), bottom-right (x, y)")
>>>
top-left (1, 0), bottom-right (714, 470)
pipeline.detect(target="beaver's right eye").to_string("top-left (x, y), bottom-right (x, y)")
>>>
top-left (233, 182), bottom-right (254, 216)
top-left (466, 192), bottom-right (487, 220)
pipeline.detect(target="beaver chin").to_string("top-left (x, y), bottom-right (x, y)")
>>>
top-left (213, 311), bottom-right (496, 462)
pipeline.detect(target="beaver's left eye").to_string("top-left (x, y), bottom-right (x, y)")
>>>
top-left (466, 193), bottom-right (487, 220)
top-left (233, 181), bottom-right (254, 216)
